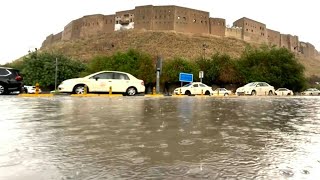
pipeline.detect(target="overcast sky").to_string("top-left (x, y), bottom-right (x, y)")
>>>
top-left (0, 0), bottom-right (319, 64)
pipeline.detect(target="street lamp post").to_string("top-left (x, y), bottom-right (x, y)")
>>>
top-left (54, 58), bottom-right (58, 92)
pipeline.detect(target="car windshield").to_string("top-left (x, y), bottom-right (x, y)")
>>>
top-left (183, 83), bottom-right (192, 87)
top-left (278, 88), bottom-right (287, 91)
top-left (244, 83), bottom-right (255, 87)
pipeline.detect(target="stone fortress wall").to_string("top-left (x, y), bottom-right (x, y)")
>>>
top-left (42, 5), bottom-right (318, 58)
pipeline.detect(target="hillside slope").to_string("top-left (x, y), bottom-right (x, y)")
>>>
top-left (41, 30), bottom-right (320, 77)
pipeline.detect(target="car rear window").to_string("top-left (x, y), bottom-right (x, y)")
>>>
top-left (0, 68), bottom-right (9, 76)
top-left (9, 69), bottom-right (21, 76)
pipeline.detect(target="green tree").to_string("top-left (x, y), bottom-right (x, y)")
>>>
top-left (21, 51), bottom-right (85, 90)
top-left (162, 57), bottom-right (199, 83)
top-left (236, 45), bottom-right (306, 91)
top-left (195, 53), bottom-right (241, 85)
top-left (85, 49), bottom-right (155, 84)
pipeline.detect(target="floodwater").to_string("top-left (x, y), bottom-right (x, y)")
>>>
top-left (0, 96), bottom-right (320, 180)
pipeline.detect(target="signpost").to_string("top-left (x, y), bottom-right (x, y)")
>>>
top-left (179, 73), bottom-right (193, 82)
top-left (179, 72), bottom-right (193, 87)
top-left (199, 71), bottom-right (204, 83)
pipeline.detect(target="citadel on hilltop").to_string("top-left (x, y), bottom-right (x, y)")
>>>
top-left (42, 5), bottom-right (318, 58)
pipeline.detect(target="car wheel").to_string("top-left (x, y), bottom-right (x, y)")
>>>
top-left (185, 90), bottom-right (191, 96)
top-left (205, 90), bottom-right (210, 95)
top-left (24, 88), bottom-right (28, 94)
top-left (73, 85), bottom-right (87, 94)
top-left (224, 93), bottom-right (229, 96)
top-left (268, 90), bottom-right (273, 96)
top-left (126, 87), bottom-right (137, 96)
top-left (251, 90), bottom-right (256, 96)
top-left (0, 84), bottom-right (7, 95)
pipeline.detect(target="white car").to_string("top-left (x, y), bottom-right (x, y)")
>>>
top-left (213, 88), bottom-right (232, 96)
top-left (301, 88), bottom-right (320, 96)
top-left (173, 82), bottom-right (213, 96)
top-left (236, 82), bottom-right (275, 96)
top-left (58, 71), bottom-right (145, 96)
top-left (275, 88), bottom-right (293, 96)
top-left (24, 85), bottom-right (42, 94)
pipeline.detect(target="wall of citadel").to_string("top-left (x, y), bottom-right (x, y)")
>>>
top-left (41, 5), bottom-right (318, 58)
top-left (300, 42), bottom-right (317, 57)
top-left (225, 27), bottom-right (242, 39)
top-left (266, 29), bottom-right (280, 47)
top-left (209, 18), bottom-right (225, 36)
top-left (234, 17), bottom-right (267, 43)
top-left (61, 14), bottom-right (115, 41)
top-left (42, 32), bottom-right (62, 47)
top-left (173, 6), bottom-right (210, 34)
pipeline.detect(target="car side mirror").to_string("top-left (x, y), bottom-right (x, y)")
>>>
top-left (95, 77), bottom-right (99, 81)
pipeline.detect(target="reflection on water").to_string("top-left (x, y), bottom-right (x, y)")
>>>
top-left (1, 96), bottom-right (320, 179)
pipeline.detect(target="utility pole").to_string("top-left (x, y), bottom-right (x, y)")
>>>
top-left (54, 58), bottom-right (58, 91)
top-left (156, 56), bottom-right (162, 94)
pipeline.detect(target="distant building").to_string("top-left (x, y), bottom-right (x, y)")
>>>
top-left (41, 5), bottom-right (318, 58)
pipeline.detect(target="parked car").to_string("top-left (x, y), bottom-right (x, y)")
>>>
top-left (213, 88), bottom-right (232, 96)
top-left (236, 82), bottom-right (275, 96)
top-left (301, 88), bottom-right (320, 96)
top-left (58, 71), bottom-right (145, 96)
top-left (173, 82), bottom-right (213, 96)
top-left (24, 85), bottom-right (42, 94)
top-left (275, 88), bottom-right (293, 96)
top-left (0, 67), bottom-right (23, 95)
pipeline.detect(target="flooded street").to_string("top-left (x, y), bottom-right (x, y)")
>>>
top-left (1, 96), bottom-right (320, 179)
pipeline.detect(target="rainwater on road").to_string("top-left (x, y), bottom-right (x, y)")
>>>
top-left (0, 96), bottom-right (320, 179)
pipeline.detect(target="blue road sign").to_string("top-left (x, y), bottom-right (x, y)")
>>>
top-left (179, 73), bottom-right (193, 82)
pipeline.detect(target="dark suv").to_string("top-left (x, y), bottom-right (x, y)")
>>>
top-left (0, 67), bottom-right (23, 95)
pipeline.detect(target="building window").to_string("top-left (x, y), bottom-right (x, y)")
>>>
top-left (155, 16), bottom-right (157, 19)
top-left (193, 19), bottom-right (196, 23)
top-left (201, 20), bottom-right (203, 23)
top-left (183, 17), bottom-right (186, 21)
top-left (246, 29), bottom-right (248, 31)
top-left (251, 30), bottom-right (253, 32)
top-left (116, 20), bottom-right (119, 24)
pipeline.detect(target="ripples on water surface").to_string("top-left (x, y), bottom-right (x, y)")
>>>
top-left (0, 96), bottom-right (320, 179)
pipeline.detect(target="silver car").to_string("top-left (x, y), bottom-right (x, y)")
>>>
top-left (301, 88), bottom-right (320, 96)
top-left (275, 88), bottom-right (293, 96)
top-left (236, 82), bottom-right (275, 96)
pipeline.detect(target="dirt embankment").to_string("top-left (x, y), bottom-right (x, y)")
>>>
top-left (41, 30), bottom-right (320, 77)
